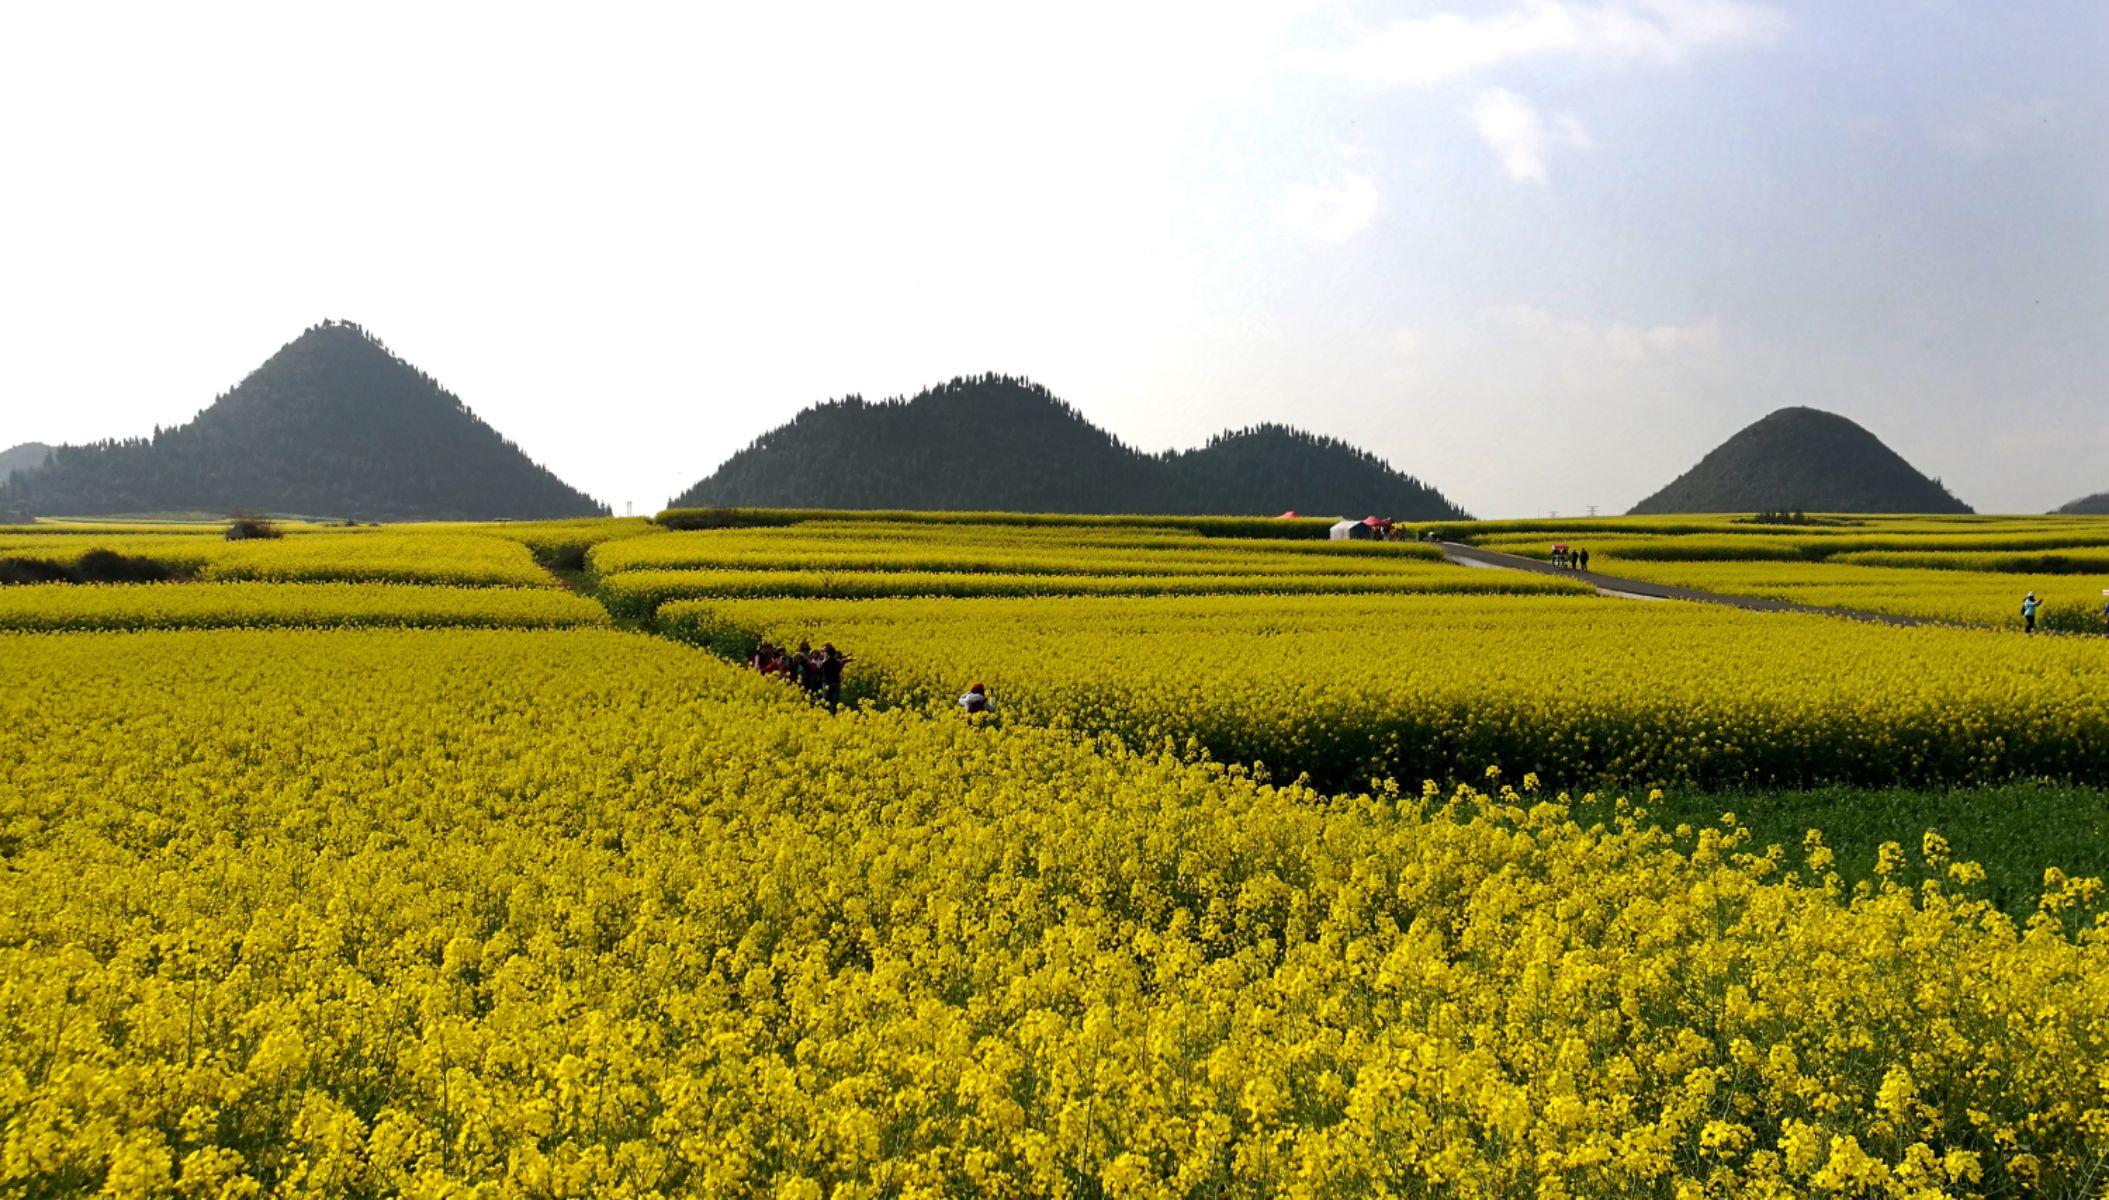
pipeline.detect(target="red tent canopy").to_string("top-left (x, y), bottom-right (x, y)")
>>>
top-left (1361, 515), bottom-right (1393, 528)
top-left (1276, 510), bottom-right (1300, 519)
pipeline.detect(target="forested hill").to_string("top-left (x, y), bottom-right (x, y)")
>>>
top-left (1164, 425), bottom-right (1463, 517)
top-left (0, 322), bottom-right (605, 521)
top-left (0, 442), bottom-right (52, 483)
top-left (672, 375), bottom-right (1468, 519)
top-left (1629, 406), bottom-right (1972, 515)
top-left (2056, 492), bottom-right (2109, 515)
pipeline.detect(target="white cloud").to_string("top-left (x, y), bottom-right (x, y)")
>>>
top-left (1283, 173), bottom-right (1379, 241)
top-left (1306, 0), bottom-right (1786, 87)
top-left (1932, 94), bottom-right (2057, 159)
top-left (1484, 305), bottom-right (1723, 366)
top-left (1467, 88), bottom-right (1592, 183)
top-left (1553, 112), bottom-right (1597, 151)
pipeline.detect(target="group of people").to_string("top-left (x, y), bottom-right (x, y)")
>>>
top-left (749, 640), bottom-right (852, 713)
top-left (1551, 545), bottom-right (1592, 571)
top-left (748, 639), bottom-right (995, 718)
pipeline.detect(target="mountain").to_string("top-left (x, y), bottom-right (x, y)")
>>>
top-left (683, 376), bottom-right (1166, 513)
top-left (0, 322), bottom-right (605, 521)
top-left (2056, 493), bottom-right (2109, 515)
top-left (0, 442), bottom-right (52, 483)
top-left (1629, 407), bottom-right (1971, 515)
top-left (671, 374), bottom-right (1467, 519)
top-left (1165, 424), bottom-right (1463, 518)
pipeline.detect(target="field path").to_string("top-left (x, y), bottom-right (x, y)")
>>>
top-left (1437, 541), bottom-right (1940, 628)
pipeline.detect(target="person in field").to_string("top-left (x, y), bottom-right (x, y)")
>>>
top-left (959, 683), bottom-right (991, 715)
top-left (799, 645), bottom-right (826, 703)
top-left (2022, 592), bottom-right (2041, 634)
top-left (819, 643), bottom-right (851, 714)
top-left (751, 641), bottom-right (775, 672)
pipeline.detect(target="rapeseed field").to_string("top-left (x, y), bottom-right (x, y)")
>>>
top-left (8, 511), bottom-right (2109, 1198)
top-left (662, 591), bottom-right (2109, 789)
top-left (5, 629), bottom-right (2107, 1198)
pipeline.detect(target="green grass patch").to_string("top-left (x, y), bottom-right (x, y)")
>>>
top-left (1591, 782), bottom-right (2109, 917)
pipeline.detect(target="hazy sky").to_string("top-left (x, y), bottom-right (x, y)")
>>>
top-left (3, 1), bottom-right (2105, 516)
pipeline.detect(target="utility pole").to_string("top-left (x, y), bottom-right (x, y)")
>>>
top-left (1587, 505), bottom-right (1599, 518)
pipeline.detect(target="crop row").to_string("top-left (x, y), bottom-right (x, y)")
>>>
top-left (0, 521), bottom-right (234, 536)
top-left (1481, 529), bottom-right (2109, 563)
top-left (0, 582), bottom-right (610, 631)
top-left (587, 529), bottom-right (1443, 578)
top-left (1833, 548), bottom-right (2109, 574)
top-left (2, 627), bottom-right (2103, 1197)
top-left (663, 592), bottom-right (2109, 789)
top-left (408, 517), bottom-right (665, 569)
top-left (671, 519), bottom-right (1449, 558)
top-left (1588, 556), bottom-right (2109, 632)
top-left (1461, 513), bottom-right (2108, 539)
top-left (0, 532), bottom-right (556, 587)
top-left (654, 506), bottom-right (1347, 539)
top-left (598, 565), bottom-right (1585, 618)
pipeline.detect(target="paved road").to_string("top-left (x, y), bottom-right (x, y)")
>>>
top-left (1437, 541), bottom-right (1940, 628)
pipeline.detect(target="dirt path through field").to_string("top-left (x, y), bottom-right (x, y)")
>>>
top-left (1437, 542), bottom-right (1938, 627)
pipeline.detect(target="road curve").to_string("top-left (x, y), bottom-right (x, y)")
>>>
top-left (1437, 541), bottom-right (1940, 629)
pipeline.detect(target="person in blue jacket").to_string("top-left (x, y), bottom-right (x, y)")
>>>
top-left (2021, 592), bottom-right (2041, 634)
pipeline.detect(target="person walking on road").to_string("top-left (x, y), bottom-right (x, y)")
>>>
top-left (1577, 548), bottom-right (1590, 572)
top-left (2022, 592), bottom-right (2041, 634)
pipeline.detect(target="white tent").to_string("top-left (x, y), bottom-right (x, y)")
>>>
top-left (1329, 518), bottom-right (1373, 541)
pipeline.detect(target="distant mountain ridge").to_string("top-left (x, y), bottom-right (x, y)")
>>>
top-left (2057, 493), bottom-right (2109, 515)
top-left (1630, 407), bottom-right (1971, 515)
top-left (672, 375), bottom-right (1468, 519)
top-left (1, 323), bottom-right (605, 521)
top-left (0, 442), bottom-right (52, 483)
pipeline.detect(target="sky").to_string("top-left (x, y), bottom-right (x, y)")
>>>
top-left (2, 0), bottom-right (2105, 517)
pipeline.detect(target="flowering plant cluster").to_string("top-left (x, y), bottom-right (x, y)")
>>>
top-left (662, 592), bottom-right (2109, 789)
top-left (4, 628), bottom-right (2105, 1198)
